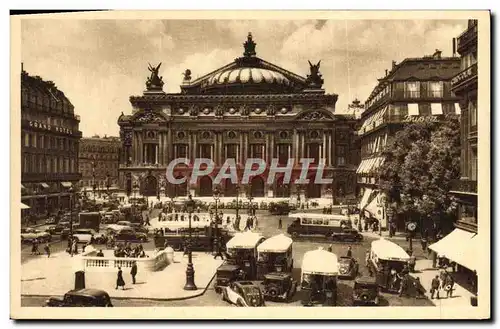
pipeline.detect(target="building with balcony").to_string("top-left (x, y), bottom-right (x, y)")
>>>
top-left (117, 33), bottom-right (358, 202)
top-left (21, 66), bottom-right (82, 216)
top-left (449, 19), bottom-right (478, 235)
top-left (356, 50), bottom-right (461, 231)
top-left (78, 135), bottom-right (121, 196)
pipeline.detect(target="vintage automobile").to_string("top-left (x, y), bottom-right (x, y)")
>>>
top-left (221, 281), bottom-right (266, 307)
top-left (45, 289), bottom-right (113, 307)
top-left (45, 217), bottom-right (57, 225)
top-left (262, 272), bottom-right (297, 302)
top-left (332, 228), bottom-right (364, 242)
top-left (257, 233), bottom-right (294, 279)
top-left (113, 228), bottom-right (148, 242)
top-left (214, 264), bottom-right (243, 294)
top-left (21, 228), bottom-right (51, 243)
top-left (72, 229), bottom-right (106, 244)
top-left (300, 248), bottom-right (339, 306)
top-left (338, 256), bottom-right (359, 279)
top-left (352, 277), bottom-right (380, 306)
top-left (128, 223), bottom-right (149, 234)
top-left (45, 224), bottom-right (65, 236)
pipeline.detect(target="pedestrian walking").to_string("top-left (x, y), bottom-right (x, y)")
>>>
top-left (130, 261), bottom-right (138, 284)
top-left (44, 243), bottom-right (51, 258)
top-left (116, 267), bottom-right (125, 290)
top-left (430, 275), bottom-right (441, 299)
top-left (327, 244), bottom-right (333, 253)
top-left (278, 217), bottom-right (282, 229)
top-left (444, 273), bottom-right (455, 298)
top-left (346, 246), bottom-right (352, 258)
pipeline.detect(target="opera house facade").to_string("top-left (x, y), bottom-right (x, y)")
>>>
top-left (117, 33), bottom-right (358, 203)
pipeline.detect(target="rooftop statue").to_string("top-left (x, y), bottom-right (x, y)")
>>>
top-left (243, 32), bottom-right (257, 57)
top-left (146, 62), bottom-right (164, 91)
top-left (306, 60), bottom-right (324, 89)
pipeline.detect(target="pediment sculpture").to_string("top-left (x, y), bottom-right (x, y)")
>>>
top-left (266, 105), bottom-right (276, 116)
top-left (136, 109), bottom-right (166, 123)
top-left (214, 105), bottom-right (224, 117)
top-left (299, 111), bottom-right (330, 121)
top-left (189, 105), bottom-right (199, 116)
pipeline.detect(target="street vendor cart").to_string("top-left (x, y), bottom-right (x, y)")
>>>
top-left (300, 248), bottom-right (339, 306)
top-left (256, 233), bottom-right (294, 279)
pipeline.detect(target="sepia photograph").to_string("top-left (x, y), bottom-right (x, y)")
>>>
top-left (9, 10), bottom-right (491, 320)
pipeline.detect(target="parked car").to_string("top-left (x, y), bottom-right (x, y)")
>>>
top-left (45, 217), bottom-right (57, 225)
top-left (114, 228), bottom-right (148, 242)
top-left (214, 264), bottom-right (243, 294)
top-left (262, 272), bottom-right (297, 302)
top-left (21, 228), bottom-right (51, 243)
top-left (338, 256), bottom-right (359, 279)
top-left (332, 228), bottom-right (364, 242)
top-left (352, 277), bottom-right (380, 306)
top-left (45, 224), bottom-right (65, 235)
top-left (72, 229), bottom-right (106, 244)
top-left (221, 281), bottom-right (266, 307)
top-left (129, 223), bottom-right (149, 234)
top-left (45, 289), bottom-right (113, 307)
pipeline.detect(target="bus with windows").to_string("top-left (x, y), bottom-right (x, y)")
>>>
top-left (286, 213), bottom-right (354, 239)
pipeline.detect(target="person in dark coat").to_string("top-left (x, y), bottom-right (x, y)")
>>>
top-left (278, 217), bottom-right (283, 229)
top-left (430, 275), bottom-right (441, 299)
top-left (444, 273), bottom-right (455, 298)
top-left (44, 243), bottom-right (51, 258)
top-left (131, 262), bottom-right (138, 284)
top-left (346, 246), bottom-right (352, 258)
top-left (116, 267), bottom-right (125, 289)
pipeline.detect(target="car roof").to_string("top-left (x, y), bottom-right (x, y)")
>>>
top-left (354, 277), bottom-right (377, 285)
top-left (264, 272), bottom-right (292, 280)
top-left (66, 289), bottom-right (109, 297)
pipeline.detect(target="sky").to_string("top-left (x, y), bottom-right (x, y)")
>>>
top-left (21, 19), bottom-right (467, 137)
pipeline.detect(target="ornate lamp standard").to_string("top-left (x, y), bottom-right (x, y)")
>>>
top-left (106, 173), bottom-right (111, 198)
top-left (132, 182), bottom-right (139, 216)
top-left (212, 185), bottom-right (223, 258)
top-left (183, 194), bottom-right (197, 290)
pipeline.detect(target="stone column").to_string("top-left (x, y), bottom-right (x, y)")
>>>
top-left (323, 130), bottom-right (327, 164)
top-left (167, 127), bottom-right (173, 163)
top-left (301, 132), bottom-right (305, 159)
top-left (193, 131), bottom-right (198, 161)
top-left (293, 129), bottom-right (299, 159)
top-left (218, 131), bottom-right (223, 165)
top-left (158, 133), bottom-right (163, 165)
top-left (138, 131), bottom-right (143, 164)
top-left (239, 131), bottom-right (244, 165)
top-left (328, 131), bottom-right (332, 166)
top-left (131, 131), bottom-right (137, 165)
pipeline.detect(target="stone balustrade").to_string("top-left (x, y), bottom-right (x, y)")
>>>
top-left (80, 247), bottom-right (172, 272)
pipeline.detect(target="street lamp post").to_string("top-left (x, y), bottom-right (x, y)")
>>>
top-left (213, 186), bottom-right (223, 258)
top-left (69, 186), bottom-right (74, 241)
top-left (106, 173), bottom-right (110, 198)
top-left (183, 194), bottom-right (197, 291)
top-left (132, 182), bottom-right (139, 217)
top-left (235, 185), bottom-right (240, 231)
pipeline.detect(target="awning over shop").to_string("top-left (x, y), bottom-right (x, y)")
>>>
top-left (454, 103), bottom-right (462, 115)
top-left (40, 183), bottom-right (49, 188)
top-left (21, 184), bottom-right (26, 189)
top-left (20, 202), bottom-right (30, 209)
top-left (429, 229), bottom-right (477, 271)
top-left (359, 188), bottom-right (373, 210)
top-left (61, 182), bottom-right (73, 188)
top-left (451, 234), bottom-right (480, 272)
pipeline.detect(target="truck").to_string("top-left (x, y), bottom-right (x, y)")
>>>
top-left (78, 212), bottom-right (101, 232)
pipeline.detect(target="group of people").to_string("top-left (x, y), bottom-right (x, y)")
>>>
top-left (115, 262), bottom-right (138, 289)
top-left (30, 239), bottom-right (51, 257)
top-left (112, 242), bottom-right (147, 258)
top-left (430, 270), bottom-right (456, 299)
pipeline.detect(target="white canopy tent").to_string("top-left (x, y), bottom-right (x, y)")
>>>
top-left (226, 231), bottom-right (264, 249)
top-left (257, 234), bottom-right (292, 253)
top-left (301, 248), bottom-right (339, 276)
top-left (371, 238), bottom-right (410, 261)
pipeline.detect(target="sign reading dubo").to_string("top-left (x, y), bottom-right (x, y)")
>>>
top-left (28, 120), bottom-right (74, 135)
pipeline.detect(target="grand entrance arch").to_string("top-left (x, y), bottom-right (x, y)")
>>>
top-left (274, 176), bottom-right (291, 197)
top-left (173, 175), bottom-right (188, 197)
top-left (199, 176), bottom-right (213, 197)
top-left (250, 176), bottom-right (265, 197)
top-left (306, 175), bottom-right (321, 198)
top-left (224, 179), bottom-right (238, 197)
top-left (142, 175), bottom-right (158, 197)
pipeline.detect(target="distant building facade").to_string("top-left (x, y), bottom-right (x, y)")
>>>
top-left (21, 67), bottom-right (82, 215)
top-left (356, 51), bottom-right (462, 231)
top-left (117, 33), bottom-right (358, 203)
top-left (450, 19), bottom-right (478, 233)
top-left (78, 135), bottom-right (121, 194)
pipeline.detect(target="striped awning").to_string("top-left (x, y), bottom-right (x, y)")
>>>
top-left (61, 182), bottom-right (73, 188)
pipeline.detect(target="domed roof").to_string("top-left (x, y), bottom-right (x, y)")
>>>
top-left (203, 67), bottom-right (290, 87)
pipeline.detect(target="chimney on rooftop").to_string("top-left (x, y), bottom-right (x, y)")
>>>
top-left (385, 69), bottom-right (388, 76)
top-left (392, 60), bottom-right (397, 69)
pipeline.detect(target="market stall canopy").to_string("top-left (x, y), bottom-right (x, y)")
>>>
top-left (301, 248), bottom-right (339, 276)
top-left (226, 231), bottom-right (264, 249)
top-left (429, 229), bottom-right (477, 271)
top-left (371, 238), bottom-right (410, 261)
top-left (257, 234), bottom-right (292, 253)
top-left (20, 202), bottom-right (30, 209)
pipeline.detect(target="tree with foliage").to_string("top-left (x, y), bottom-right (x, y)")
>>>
top-left (378, 115), bottom-right (461, 234)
